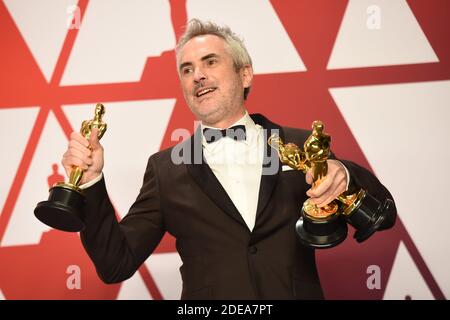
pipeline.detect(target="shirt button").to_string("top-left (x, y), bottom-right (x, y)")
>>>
top-left (248, 246), bottom-right (257, 254)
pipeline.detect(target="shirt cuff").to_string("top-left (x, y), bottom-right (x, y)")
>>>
top-left (79, 172), bottom-right (103, 189)
top-left (337, 161), bottom-right (350, 192)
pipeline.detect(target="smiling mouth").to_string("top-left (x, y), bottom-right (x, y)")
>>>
top-left (196, 87), bottom-right (217, 98)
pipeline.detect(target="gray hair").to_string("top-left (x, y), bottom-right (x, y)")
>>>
top-left (176, 19), bottom-right (253, 100)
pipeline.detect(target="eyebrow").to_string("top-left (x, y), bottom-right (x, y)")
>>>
top-left (179, 53), bottom-right (221, 72)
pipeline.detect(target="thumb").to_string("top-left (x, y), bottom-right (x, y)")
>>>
top-left (89, 127), bottom-right (101, 149)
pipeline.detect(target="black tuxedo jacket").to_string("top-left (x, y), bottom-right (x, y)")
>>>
top-left (80, 114), bottom-right (396, 299)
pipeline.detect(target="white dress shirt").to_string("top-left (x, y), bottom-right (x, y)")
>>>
top-left (202, 112), bottom-right (264, 231)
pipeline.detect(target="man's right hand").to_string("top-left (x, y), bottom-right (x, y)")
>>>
top-left (62, 128), bottom-right (104, 185)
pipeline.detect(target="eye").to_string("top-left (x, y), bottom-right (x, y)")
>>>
top-left (207, 58), bottom-right (218, 66)
top-left (182, 67), bottom-right (193, 75)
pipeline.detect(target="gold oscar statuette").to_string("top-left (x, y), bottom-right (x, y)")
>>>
top-left (34, 103), bottom-right (107, 232)
top-left (269, 120), bottom-right (393, 248)
top-left (65, 103), bottom-right (107, 189)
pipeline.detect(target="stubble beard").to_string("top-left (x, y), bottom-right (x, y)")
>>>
top-left (186, 81), bottom-right (245, 127)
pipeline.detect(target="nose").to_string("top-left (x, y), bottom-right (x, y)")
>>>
top-left (193, 66), bottom-right (207, 83)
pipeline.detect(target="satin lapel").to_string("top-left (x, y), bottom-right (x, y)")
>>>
top-left (185, 128), bottom-right (248, 228)
top-left (250, 114), bottom-right (284, 218)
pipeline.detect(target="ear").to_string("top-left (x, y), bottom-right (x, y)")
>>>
top-left (240, 65), bottom-right (253, 89)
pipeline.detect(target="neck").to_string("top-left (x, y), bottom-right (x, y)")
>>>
top-left (202, 109), bottom-right (247, 129)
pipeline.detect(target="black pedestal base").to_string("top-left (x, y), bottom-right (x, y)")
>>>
top-left (34, 185), bottom-right (86, 232)
top-left (296, 213), bottom-right (348, 249)
top-left (345, 193), bottom-right (395, 243)
top-left (295, 189), bottom-right (394, 248)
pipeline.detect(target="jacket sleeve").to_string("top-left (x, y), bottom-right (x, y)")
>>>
top-left (80, 155), bottom-right (165, 284)
top-left (338, 158), bottom-right (397, 231)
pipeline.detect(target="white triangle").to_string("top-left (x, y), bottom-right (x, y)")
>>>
top-left (144, 252), bottom-right (183, 299)
top-left (2, 111), bottom-right (68, 246)
top-left (330, 80), bottom-right (450, 298)
top-left (60, 0), bottom-right (176, 85)
top-left (116, 271), bottom-right (152, 300)
top-left (4, 0), bottom-right (78, 82)
top-left (327, 0), bottom-right (438, 69)
top-left (62, 99), bottom-right (175, 219)
top-left (0, 107), bottom-right (39, 219)
top-left (0, 288), bottom-right (5, 300)
top-left (384, 242), bottom-right (434, 299)
top-left (187, 0), bottom-right (306, 74)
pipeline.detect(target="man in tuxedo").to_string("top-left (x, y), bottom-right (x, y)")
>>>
top-left (62, 19), bottom-right (396, 299)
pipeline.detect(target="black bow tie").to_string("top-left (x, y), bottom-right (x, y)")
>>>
top-left (203, 125), bottom-right (246, 143)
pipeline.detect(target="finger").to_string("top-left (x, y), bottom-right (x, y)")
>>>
top-left (308, 176), bottom-right (340, 205)
top-left (63, 155), bottom-right (89, 170)
top-left (70, 131), bottom-right (89, 148)
top-left (310, 162), bottom-right (348, 198)
top-left (316, 194), bottom-right (339, 208)
top-left (309, 193), bottom-right (327, 206)
top-left (68, 139), bottom-right (92, 157)
top-left (89, 128), bottom-right (101, 149)
top-left (305, 169), bottom-right (313, 185)
top-left (68, 147), bottom-right (93, 165)
top-left (307, 174), bottom-right (334, 198)
top-left (306, 160), bottom-right (347, 198)
top-left (316, 180), bottom-right (347, 207)
top-left (310, 190), bottom-right (335, 207)
top-left (334, 180), bottom-right (347, 198)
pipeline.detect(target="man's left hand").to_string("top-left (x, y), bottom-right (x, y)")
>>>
top-left (305, 159), bottom-right (348, 207)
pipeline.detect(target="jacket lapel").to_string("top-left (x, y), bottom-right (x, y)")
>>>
top-left (250, 114), bottom-right (283, 219)
top-left (185, 127), bottom-right (248, 228)
top-left (185, 114), bottom-right (285, 229)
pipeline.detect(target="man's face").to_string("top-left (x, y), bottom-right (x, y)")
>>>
top-left (177, 35), bottom-right (252, 127)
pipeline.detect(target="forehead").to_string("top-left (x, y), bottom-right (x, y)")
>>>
top-left (178, 34), bottom-right (230, 64)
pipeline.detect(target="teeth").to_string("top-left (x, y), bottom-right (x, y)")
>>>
top-left (197, 88), bottom-right (215, 97)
